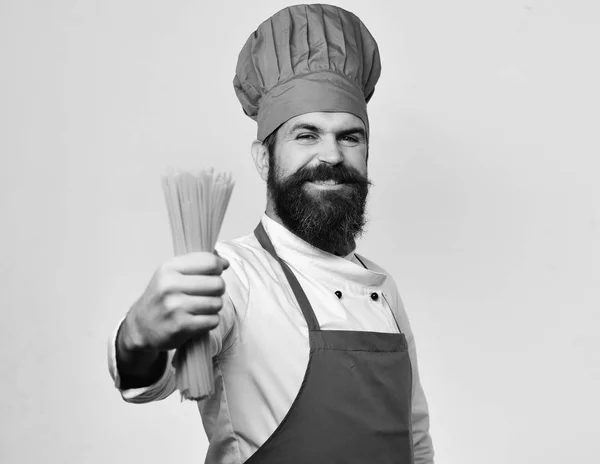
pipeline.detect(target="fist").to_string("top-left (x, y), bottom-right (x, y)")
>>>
top-left (122, 252), bottom-right (230, 352)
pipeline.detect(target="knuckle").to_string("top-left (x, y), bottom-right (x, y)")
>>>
top-left (157, 260), bottom-right (174, 275)
top-left (162, 294), bottom-right (182, 313)
top-left (156, 274), bottom-right (175, 296)
top-left (174, 315), bottom-right (191, 335)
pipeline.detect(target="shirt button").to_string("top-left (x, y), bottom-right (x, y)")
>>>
top-left (370, 292), bottom-right (379, 301)
top-left (335, 290), bottom-right (343, 299)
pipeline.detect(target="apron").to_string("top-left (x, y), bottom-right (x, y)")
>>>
top-left (244, 222), bottom-right (414, 464)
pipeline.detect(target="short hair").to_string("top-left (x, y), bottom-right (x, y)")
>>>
top-left (263, 128), bottom-right (279, 163)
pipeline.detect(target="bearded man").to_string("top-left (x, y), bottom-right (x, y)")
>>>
top-left (108, 4), bottom-right (435, 463)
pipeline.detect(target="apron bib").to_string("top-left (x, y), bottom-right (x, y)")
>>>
top-left (245, 223), bottom-right (414, 464)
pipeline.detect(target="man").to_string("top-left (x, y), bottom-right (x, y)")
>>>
top-left (108, 4), bottom-right (434, 463)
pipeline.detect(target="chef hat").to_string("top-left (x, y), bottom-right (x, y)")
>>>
top-left (233, 4), bottom-right (381, 142)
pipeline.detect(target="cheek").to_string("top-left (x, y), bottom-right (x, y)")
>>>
top-left (275, 159), bottom-right (302, 180)
top-left (345, 149), bottom-right (368, 174)
top-left (274, 149), bottom-right (314, 178)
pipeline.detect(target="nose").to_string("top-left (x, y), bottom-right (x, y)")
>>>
top-left (317, 135), bottom-right (344, 165)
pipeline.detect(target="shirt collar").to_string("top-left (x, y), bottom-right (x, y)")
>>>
top-left (260, 213), bottom-right (387, 288)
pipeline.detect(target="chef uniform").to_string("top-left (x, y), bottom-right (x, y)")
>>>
top-left (108, 4), bottom-right (434, 464)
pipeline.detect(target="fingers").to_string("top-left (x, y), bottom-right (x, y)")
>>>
top-left (164, 294), bottom-right (224, 316)
top-left (175, 275), bottom-right (226, 296)
top-left (186, 295), bottom-right (224, 316)
top-left (168, 252), bottom-right (230, 275)
top-left (186, 314), bottom-right (221, 334)
top-left (172, 313), bottom-right (221, 345)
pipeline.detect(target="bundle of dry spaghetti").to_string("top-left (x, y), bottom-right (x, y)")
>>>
top-left (162, 167), bottom-right (234, 401)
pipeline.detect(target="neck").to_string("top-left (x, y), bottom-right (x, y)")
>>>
top-left (264, 208), bottom-right (355, 257)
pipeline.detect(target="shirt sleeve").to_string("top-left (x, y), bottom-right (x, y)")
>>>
top-left (405, 323), bottom-right (435, 464)
top-left (107, 245), bottom-right (248, 403)
top-left (106, 316), bottom-right (178, 403)
top-left (386, 285), bottom-right (435, 464)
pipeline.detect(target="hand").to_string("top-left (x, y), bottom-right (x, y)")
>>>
top-left (121, 252), bottom-right (230, 354)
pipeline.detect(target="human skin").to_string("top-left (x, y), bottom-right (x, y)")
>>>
top-left (251, 111), bottom-right (369, 256)
top-left (116, 252), bottom-right (230, 387)
top-left (116, 111), bottom-right (368, 385)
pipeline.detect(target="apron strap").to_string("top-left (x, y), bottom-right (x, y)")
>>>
top-left (254, 222), bottom-right (321, 331)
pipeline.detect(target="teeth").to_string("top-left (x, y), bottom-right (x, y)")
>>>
top-left (314, 180), bottom-right (337, 185)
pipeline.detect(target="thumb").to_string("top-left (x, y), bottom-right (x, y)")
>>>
top-left (213, 250), bottom-right (230, 270)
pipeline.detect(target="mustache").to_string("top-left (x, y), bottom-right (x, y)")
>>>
top-left (285, 164), bottom-right (372, 186)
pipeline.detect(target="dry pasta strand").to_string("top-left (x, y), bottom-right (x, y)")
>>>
top-left (161, 167), bottom-right (235, 401)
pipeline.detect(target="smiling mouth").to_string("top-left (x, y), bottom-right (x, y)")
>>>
top-left (306, 180), bottom-right (346, 189)
top-left (312, 180), bottom-right (340, 185)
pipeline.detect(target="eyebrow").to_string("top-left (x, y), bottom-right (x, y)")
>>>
top-left (289, 123), bottom-right (366, 139)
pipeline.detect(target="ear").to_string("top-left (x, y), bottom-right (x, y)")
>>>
top-left (251, 139), bottom-right (269, 182)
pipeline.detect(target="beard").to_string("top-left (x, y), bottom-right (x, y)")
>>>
top-left (267, 160), bottom-right (371, 255)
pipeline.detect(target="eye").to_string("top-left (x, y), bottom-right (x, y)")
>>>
top-left (340, 135), bottom-right (361, 145)
top-left (296, 133), bottom-right (318, 141)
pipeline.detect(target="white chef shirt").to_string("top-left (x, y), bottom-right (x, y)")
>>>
top-left (107, 214), bottom-right (434, 464)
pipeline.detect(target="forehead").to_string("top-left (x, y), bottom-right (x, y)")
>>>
top-left (281, 112), bottom-right (365, 134)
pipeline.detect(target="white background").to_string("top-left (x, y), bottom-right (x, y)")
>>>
top-left (1, 1), bottom-right (598, 463)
